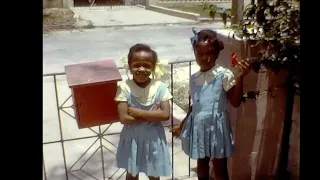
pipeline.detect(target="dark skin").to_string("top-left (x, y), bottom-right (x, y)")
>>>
top-left (172, 41), bottom-right (251, 180)
top-left (116, 51), bottom-right (170, 180)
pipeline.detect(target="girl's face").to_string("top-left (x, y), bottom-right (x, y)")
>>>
top-left (129, 51), bottom-right (155, 85)
top-left (195, 41), bottom-right (218, 71)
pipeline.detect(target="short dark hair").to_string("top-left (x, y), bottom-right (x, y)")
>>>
top-left (127, 43), bottom-right (158, 65)
top-left (196, 29), bottom-right (224, 55)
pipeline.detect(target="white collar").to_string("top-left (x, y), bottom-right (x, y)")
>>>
top-left (194, 64), bottom-right (222, 78)
top-left (123, 79), bottom-right (162, 99)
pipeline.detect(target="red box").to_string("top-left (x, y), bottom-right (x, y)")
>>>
top-left (65, 60), bottom-right (122, 129)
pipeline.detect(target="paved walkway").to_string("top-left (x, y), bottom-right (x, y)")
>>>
top-left (72, 6), bottom-right (197, 27)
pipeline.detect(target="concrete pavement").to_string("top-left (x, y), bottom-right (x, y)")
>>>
top-left (43, 23), bottom-right (226, 74)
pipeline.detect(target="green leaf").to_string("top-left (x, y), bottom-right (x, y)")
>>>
top-left (247, 24), bottom-right (255, 30)
top-left (234, 0), bottom-right (300, 67)
top-left (209, 10), bottom-right (216, 20)
top-left (220, 13), bottom-right (227, 27)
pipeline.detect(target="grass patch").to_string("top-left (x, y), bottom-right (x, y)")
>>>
top-left (172, 82), bottom-right (190, 112)
top-left (156, 66), bottom-right (190, 113)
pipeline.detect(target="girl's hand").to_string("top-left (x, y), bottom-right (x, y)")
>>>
top-left (128, 107), bottom-right (141, 118)
top-left (171, 124), bottom-right (182, 138)
top-left (235, 59), bottom-right (251, 78)
top-left (128, 106), bottom-right (160, 117)
top-left (153, 103), bottom-right (161, 111)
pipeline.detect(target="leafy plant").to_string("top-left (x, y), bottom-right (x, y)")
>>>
top-left (232, 2), bottom-right (300, 178)
top-left (201, 0), bottom-right (300, 89)
top-left (202, 3), bottom-right (232, 27)
top-left (233, 0), bottom-right (300, 76)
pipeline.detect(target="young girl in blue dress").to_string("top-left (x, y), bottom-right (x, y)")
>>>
top-left (114, 44), bottom-right (172, 180)
top-left (172, 29), bottom-right (251, 180)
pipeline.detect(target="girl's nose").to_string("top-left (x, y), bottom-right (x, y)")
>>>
top-left (138, 66), bottom-right (146, 71)
top-left (200, 56), bottom-right (209, 62)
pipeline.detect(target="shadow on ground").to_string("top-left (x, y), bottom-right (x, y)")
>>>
top-left (43, 124), bottom-right (190, 180)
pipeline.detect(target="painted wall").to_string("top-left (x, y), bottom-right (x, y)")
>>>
top-left (216, 29), bottom-right (296, 180)
top-left (287, 95), bottom-right (300, 180)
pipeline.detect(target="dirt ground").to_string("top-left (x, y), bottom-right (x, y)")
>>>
top-left (43, 8), bottom-right (76, 33)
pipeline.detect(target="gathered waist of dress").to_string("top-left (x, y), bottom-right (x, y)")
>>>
top-left (191, 110), bottom-right (213, 119)
top-left (191, 109), bottom-right (228, 119)
top-left (125, 121), bottom-right (164, 128)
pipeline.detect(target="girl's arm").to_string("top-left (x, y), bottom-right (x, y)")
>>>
top-left (179, 105), bottom-right (192, 128)
top-left (172, 105), bottom-right (192, 137)
top-left (227, 76), bottom-right (244, 108)
top-left (227, 59), bottom-right (251, 108)
top-left (117, 102), bottom-right (144, 125)
top-left (128, 100), bottom-right (170, 121)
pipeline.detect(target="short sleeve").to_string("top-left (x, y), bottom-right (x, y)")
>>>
top-left (114, 84), bottom-right (127, 102)
top-left (223, 69), bottom-right (236, 92)
top-left (161, 88), bottom-right (173, 101)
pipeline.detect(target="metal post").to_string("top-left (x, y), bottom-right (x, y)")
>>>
top-left (53, 75), bottom-right (69, 180)
top-left (43, 153), bottom-right (48, 180)
top-left (188, 61), bottom-right (191, 177)
top-left (99, 126), bottom-right (106, 180)
top-left (170, 64), bottom-right (174, 180)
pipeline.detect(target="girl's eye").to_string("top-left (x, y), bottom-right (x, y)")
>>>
top-left (132, 63), bottom-right (140, 68)
top-left (131, 62), bottom-right (153, 69)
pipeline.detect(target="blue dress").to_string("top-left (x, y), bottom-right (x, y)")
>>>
top-left (116, 83), bottom-right (172, 177)
top-left (180, 71), bottom-right (235, 159)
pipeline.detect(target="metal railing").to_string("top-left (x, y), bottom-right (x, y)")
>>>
top-left (43, 60), bottom-right (195, 180)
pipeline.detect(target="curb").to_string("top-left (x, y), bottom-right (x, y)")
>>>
top-left (146, 5), bottom-right (227, 24)
top-left (71, 5), bottom-right (226, 30)
top-left (198, 17), bottom-right (222, 23)
top-left (148, 5), bottom-right (199, 21)
top-left (75, 21), bottom-right (203, 29)
top-left (75, 20), bottom-right (226, 30)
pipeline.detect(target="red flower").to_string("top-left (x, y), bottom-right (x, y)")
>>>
top-left (231, 52), bottom-right (239, 67)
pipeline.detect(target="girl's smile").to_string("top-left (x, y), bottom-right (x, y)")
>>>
top-left (130, 51), bottom-right (156, 87)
